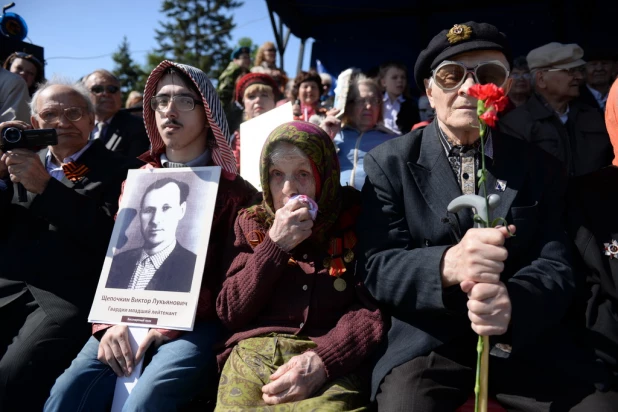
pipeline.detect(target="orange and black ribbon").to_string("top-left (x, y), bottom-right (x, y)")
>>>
top-left (62, 162), bottom-right (89, 183)
top-left (326, 230), bottom-right (357, 277)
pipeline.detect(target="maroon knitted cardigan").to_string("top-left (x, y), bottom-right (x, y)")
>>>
top-left (92, 152), bottom-right (257, 340)
top-left (216, 201), bottom-right (385, 379)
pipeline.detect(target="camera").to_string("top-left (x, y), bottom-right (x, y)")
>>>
top-left (1, 127), bottom-right (58, 151)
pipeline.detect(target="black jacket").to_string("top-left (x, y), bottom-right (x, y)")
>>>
top-left (499, 93), bottom-right (612, 177)
top-left (357, 122), bottom-right (601, 398)
top-left (0, 140), bottom-right (143, 325)
top-left (101, 109), bottom-right (150, 159)
top-left (106, 242), bottom-right (197, 292)
top-left (567, 166), bottom-right (618, 388)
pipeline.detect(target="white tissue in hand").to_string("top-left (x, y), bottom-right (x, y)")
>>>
top-left (287, 195), bottom-right (318, 220)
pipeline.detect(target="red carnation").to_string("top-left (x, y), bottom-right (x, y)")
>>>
top-left (480, 110), bottom-right (499, 127)
top-left (468, 83), bottom-right (503, 102)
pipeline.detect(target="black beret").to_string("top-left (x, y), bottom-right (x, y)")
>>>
top-left (414, 22), bottom-right (512, 90)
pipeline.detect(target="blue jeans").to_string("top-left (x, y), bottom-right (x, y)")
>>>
top-left (44, 321), bottom-right (220, 412)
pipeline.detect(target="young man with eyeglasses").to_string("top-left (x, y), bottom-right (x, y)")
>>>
top-left (46, 61), bottom-right (256, 412)
top-left (357, 22), bottom-right (615, 411)
top-left (500, 43), bottom-right (613, 177)
top-left (0, 79), bottom-right (142, 411)
top-left (83, 69), bottom-right (150, 159)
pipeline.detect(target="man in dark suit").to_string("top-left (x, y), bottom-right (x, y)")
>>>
top-left (0, 79), bottom-right (142, 411)
top-left (83, 69), bottom-right (150, 158)
top-left (105, 177), bottom-right (197, 292)
top-left (358, 21), bottom-right (615, 411)
top-left (576, 49), bottom-right (616, 112)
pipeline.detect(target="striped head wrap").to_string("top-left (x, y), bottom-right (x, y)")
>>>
top-left (143, 60), bottom-right (238, 175)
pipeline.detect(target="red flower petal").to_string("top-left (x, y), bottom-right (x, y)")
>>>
top-left (480, 110), bottom-right (499, 127)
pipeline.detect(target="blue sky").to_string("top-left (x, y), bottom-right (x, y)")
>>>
top-left (15, 0), bottom-right (314, 81)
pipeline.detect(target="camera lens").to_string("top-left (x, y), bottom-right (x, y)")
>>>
top-left (2, 127), bottom-right (22, 143)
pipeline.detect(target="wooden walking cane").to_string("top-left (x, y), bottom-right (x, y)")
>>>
top-left (448, 194), bottom-right (500, 412)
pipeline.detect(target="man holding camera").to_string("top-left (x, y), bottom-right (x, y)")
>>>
top-left (0, 79), bottom-right (142, 411)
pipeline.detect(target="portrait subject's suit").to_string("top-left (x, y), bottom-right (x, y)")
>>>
top-left (106, 242), bottom-right (197, 292)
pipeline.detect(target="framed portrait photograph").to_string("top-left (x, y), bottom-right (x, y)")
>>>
top-left (88, 166), bottom-right (221, 330)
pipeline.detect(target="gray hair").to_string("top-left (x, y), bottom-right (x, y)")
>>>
top-left (342, 75), bottom-right (384, 126)
top-left (29, 76), bottom-right (95, 116)
top-left (267, 141), bottom-right (309, 166)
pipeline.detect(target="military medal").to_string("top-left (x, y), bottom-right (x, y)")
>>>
top-left (333, 277), bottom-right (347, 291)
top-left (343, 249), bottom-right (354, 263)
top-left (603, 240), bottom-right (618, 259)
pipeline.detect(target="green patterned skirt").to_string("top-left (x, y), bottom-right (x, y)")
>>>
top-left (215, 334), bottom-right (369, 411)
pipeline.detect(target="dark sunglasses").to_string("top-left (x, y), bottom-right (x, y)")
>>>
top-left (265, 48), bottom-right (277, 52)
top-left (90, 85), bottom-right (120, 94)
top-left (431, 60), bottom-right (509, 91)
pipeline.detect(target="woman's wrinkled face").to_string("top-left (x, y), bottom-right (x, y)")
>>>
top-left (268, 142), bottom-right (316, 211)
top-left (298, 81), bottom-right (320, 106)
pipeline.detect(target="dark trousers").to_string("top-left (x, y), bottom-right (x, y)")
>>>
top-left (0, 291), bottom-right (89, 412)
top-left (376, 340), bottom-right (618, 412)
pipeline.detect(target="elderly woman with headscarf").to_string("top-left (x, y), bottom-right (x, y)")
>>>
top-left (564, 79), bottom-right (618, 401)
top-left (215, 121), bottom-right (384, 410)
top-left (333, 75), bottom-right (398, 189)
top-left (231, 72), bottom-right (281, 171)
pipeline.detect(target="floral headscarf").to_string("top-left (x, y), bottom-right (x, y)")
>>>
top-left (606, 79), bottom-right (618, 166)
top-left (243, 121), bottom-right (343, 243)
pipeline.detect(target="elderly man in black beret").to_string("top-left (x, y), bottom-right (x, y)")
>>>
top-left (357, 22), bottom-right (616, 411)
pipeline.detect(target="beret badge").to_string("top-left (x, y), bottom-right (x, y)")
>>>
top-left (446, 24), bottom-right (473, 44)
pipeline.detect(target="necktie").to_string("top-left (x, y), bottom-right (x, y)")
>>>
top-left (62, 161), bottom-right (89, 182)
top-left (91, 121), bottom-right (106, 140)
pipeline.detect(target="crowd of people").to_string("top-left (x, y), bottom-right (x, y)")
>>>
top-left (1, 20), bottom-right (618, 412)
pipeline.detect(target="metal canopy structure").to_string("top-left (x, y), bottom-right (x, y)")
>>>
top-left (264, 0), bottom-right (613, 92)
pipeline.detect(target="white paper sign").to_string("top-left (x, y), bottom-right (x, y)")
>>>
top-left (88, 167), bottom-right (221, 330)
top-left (110, 326), bottom-right (148, 412)
top-left (240, 102), bottom-right (293, 191)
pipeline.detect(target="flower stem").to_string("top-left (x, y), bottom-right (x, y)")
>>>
top-left (474, 334), bottom-right (483, 412)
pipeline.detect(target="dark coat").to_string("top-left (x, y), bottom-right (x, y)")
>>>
top-left (105, 242), bottom-right (197, 292)
top-left (101, 109), bottom-right (150, 159)
top-left (0, 140), bottom-right (143, 325)
top-left (567, 166), bottom-right (618, 387)
top-left (357, 122), bottom-right (602, 398)
top-left (499, 93), bottom-right (613, 177)
top-left (575, 84), bottom-right (604, 112)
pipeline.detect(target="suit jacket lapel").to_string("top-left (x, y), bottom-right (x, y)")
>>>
top-left (408, 124), bottom-right (473, 228)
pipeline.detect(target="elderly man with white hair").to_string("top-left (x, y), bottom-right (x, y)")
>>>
top-left (500, 42), bottom-right (613, 177)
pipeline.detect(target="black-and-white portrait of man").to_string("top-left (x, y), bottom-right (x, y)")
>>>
top-left (106, 177), bottom-right (197, 292)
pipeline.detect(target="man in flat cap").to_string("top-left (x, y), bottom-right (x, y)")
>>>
top-left (357, 22), bottom-right (615, 410)
top-left (500, 42), bottom-right (613, 177)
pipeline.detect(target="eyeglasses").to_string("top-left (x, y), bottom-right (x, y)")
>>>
top-left (354, 97), bottom-right (381, 106)
top-left (544, 66), bottom-right (585, 76)
top-left (510, 73), bottom-right (531, 80)
top-left (265, 48), bottom-right (277, 52)
top-left (90, 85), bottom-right (120, 95)
top-left (150, 95), bottom-right (204, 112)
top-left (36, 106), bottom-right (87, 123)
top-left (13, 52), bottom-right (43, 67)
top-left (431, 60), bottom-right (510, 91)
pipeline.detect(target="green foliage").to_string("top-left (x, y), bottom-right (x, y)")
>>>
top-left (111, 36), bottom-right (146, 101)
top-left (152, 0), bottom-right (244, 80)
